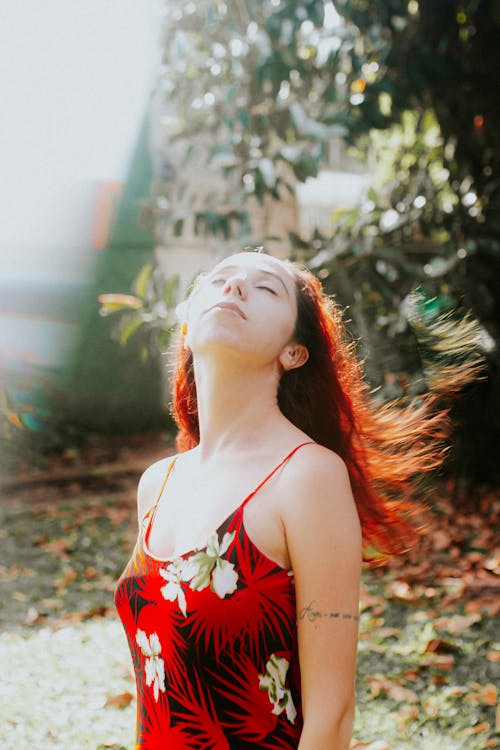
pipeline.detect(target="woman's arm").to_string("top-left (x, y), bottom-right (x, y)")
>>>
top-left (282, 446), bottom-right (362, 750)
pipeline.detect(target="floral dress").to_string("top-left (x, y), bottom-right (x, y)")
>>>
top-left (114, 440), bottom-right (314, 749)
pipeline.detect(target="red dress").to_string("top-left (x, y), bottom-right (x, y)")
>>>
top-left (114, 440), bottom-right (314, 749)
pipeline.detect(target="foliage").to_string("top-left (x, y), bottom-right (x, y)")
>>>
top-left (98, 265), bottom-right (182, 360)
top-left (108, 0), bottom-right (500, 479)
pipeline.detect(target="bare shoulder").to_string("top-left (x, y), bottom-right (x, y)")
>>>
top-left (281, 442), bottom-right (356, 512)
top-left (280, 442), bottom-right (362, 552)
top-left (136, 453), bottom-right (178, 529)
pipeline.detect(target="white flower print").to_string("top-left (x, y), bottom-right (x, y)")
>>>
top-left (157, 530), bottom-right (238, 615)
top-left (259, 653), bottom-right (297, 724)
top-left (186, 530), bottom-right (239, 598)
top-left (159, 557), bottom-right (198, 616)
top-left (135, 629), bottom-right (165, 701)
top-left (211, 557), bottom-right (239, 598)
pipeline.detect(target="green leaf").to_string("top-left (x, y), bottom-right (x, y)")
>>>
top-left (133, 264), bottom-right (153, 299)
top-left (98, 294), bottom-right (142, 314)
top-left (156, 327), bottom-right (173, 352)
top-left (163, 274), bottom-right (180, 308)
top-left (119, 316), bottom-right (143, 345)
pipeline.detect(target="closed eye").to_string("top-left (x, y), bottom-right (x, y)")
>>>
top-left (256, 286), bottom-right (277, 295)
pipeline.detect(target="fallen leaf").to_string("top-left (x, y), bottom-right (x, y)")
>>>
top-left (24, 606), bottom-right (41, 625)
top-left (458, 721), bottom-right (490, 737)
top-left (359, 586), bottom-right (385, 611)
top-left (105, 691), bottom-right (134, 708)
top-left (433, 613), bottom-right (482, 633)
top-left (386, 580), bottom-right (414, 600)
top-left (11, 591), bottom-right (27, 602)
top-left (54, 566), bottom-right (77, 590)
top-left (366, 676), bottom-right (419, 703)
top-left (377, 627), bottom-right (401, 639)
top-left (81, 605), bottom-right (111, 619)
top-left (465, 595), bottom-right (500, 616)
top-left (402, 669), bottom-right (420, 681)
top-left (423, 696), bottom-right (439, 716)
top-left (423, 637), bottom-right (459, 654)
top-left (395, 705), bottom-right (419, 731)
top-left (431, 529), bottom-right (452, 551)
top-left (465, 683), bottom-right (497, 706)
top-left (421, 653), bottom-right (455, 670)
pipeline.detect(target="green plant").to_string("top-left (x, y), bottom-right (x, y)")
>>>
top-left (98, 264), bottom-right (182, 360)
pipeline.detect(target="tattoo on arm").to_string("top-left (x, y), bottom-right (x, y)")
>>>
top-left (298, 600), bottom-right (359, 623)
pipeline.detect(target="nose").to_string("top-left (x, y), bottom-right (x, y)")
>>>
top-left (222, 272), bottom-right (247, 299)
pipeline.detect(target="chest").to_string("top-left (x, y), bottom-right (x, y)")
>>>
top-left (145, 472), bottom-right (291, 570)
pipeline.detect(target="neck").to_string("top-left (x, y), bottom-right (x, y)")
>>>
top-left (191, 352), bottom-right (289, 462)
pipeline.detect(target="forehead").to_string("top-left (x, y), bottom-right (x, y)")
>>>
top-left (211, 252), bottom-right (294, 280)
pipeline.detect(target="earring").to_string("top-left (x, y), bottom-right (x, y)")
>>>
top-left (181, 321), bottom-right (188, 336)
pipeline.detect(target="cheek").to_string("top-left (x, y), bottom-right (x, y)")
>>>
top-left (186, 288), bottom-right (211, 324)
top-left (257, 307), bottom-right (296, 352)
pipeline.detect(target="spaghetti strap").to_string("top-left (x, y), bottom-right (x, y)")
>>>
top-left (155, 455), bottom-right (179, 506)
top-left (239, 440), bottom-right (315, 511)
top-left (142, 455), bottom-right (179, 528)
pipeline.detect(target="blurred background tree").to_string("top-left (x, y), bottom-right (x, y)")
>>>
top-left (106, 0), bottom-right (499, 483)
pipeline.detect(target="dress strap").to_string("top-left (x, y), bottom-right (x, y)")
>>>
top-left (155, 456), bottom-right (179, 505)
top-left (142, 455), bottom-right (179, 529)
top-left (239, 440), bottom-right (315, 512)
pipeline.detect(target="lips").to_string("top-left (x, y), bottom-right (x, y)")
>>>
top-left (208, 301), bottom-right (247, 319)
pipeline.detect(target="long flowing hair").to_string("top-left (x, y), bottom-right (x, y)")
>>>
top-left (168, 254), bottom-right (479, 565)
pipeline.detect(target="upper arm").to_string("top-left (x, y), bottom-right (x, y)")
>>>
top-left (282, 447), bottom-right (362, 730)
top-left (136, 455), bottom-right (177, 532)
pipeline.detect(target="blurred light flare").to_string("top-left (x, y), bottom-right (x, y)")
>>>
top-left (351, 78), bottom-right (366, 93)
top-left (380, 209), bottom-right (400, 232)
top-left (278, 81), bottom-right (290, 100)
top-left (229, 38), bottom-right (244, 57)
top-left (413, 195), bottom-right (427, 209)
top-left (462, 191), bottom-right (477, 207)
top-left (324, 2), bottom-right (342, 30)
top-left (473, 114), bottom-right (484, 130)
top-left (350, 93), bottom-right (365, 105)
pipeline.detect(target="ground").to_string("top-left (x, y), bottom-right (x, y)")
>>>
top-left (0, 432), bottom-right (498, 750)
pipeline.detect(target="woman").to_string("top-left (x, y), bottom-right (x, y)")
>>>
top-left (114, 248), bottom-right (448, 749)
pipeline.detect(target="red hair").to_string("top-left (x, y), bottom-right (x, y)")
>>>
top-left (169, 256), bottom-right (455, 565)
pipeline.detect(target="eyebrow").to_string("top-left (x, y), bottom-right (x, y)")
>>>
top-left (209, 264), bottom-right (290, 296)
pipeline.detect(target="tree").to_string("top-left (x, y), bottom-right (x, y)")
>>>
top-left (111, 0), bottom-right (499, 482)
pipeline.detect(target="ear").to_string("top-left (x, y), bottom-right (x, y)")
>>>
top-left (278, 343), bottom-right (309, 372)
